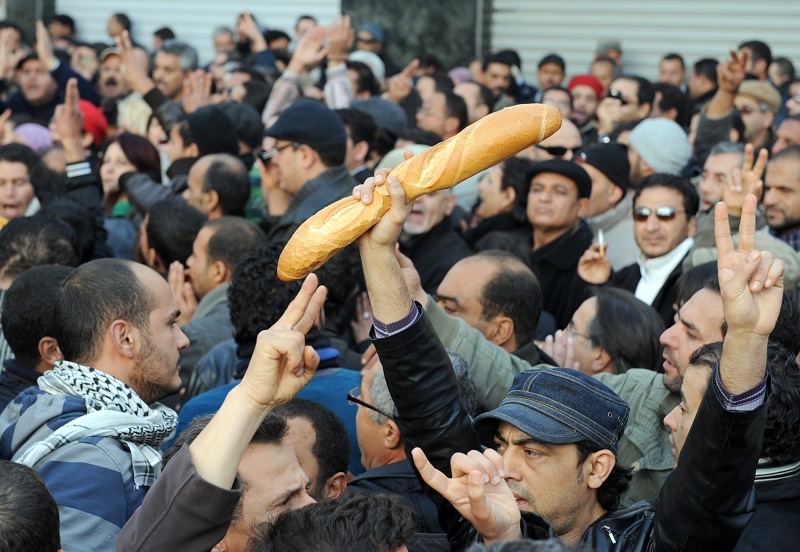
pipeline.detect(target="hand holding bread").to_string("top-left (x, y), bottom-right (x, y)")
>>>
top-left (277, 104), bottom-right (563, 281)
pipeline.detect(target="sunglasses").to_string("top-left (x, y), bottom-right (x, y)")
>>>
top-left (607, 89), bottom-right (629, 106)
top-left (347, 387), bottom-right (394, 420)
top-left (259, 141), bottom-right (299, 164)
top-left (535, 144), bottom-right (582, 157)
top-left (633, 206), bottom-right (685, 222)
top-left (356, 36), bottom-right (379, 44)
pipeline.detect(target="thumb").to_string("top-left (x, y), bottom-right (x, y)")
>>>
top-left (385, 175), bottom-right (408, 215)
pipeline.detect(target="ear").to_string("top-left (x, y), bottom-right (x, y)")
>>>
top-left (37, 337), bottom-right (64, 371)
top-left (353, 140), bottom-right (370, 165)
top-left (443, 192), bottom-right (456, 216)
top-left (589, 347), bottom-right (613, 375)
top-left (146, 247), bottom-right (166, 272)
top-left (763, 111), bottom-right (775, 130)
top-left (210, 259), bottom-right (229, 285)
top-left (298, 145), bottom-right (318, 170)
top-left (500, 186), bottom-right (516, 211)
top-left (184, 142), bottom-right (200, 159)
top-left (577, 197), bottom-right (590, 214)
top-left (109, 319), bottom-right (136, 360)
top-left (203, 189), bottom-right (220, 215)
top-left (584, 449), bottom-right (616, 489)
top-left (637, 102), bottom-right (652, 119)
top-left (608, 184), bottom-right (624, 205)
top-left (687, 215), bottom-right (697, 238)
top-left (80, 133), bottom-right (95, 149)
top-left (323, 472), bottom-right (348, 500)
top-left (383, 419), bottom-right (404, 450)
top-left (664, 107), bottom-right (679, 122)
top-left (486, 315), bottom-right (515, 349)
top-left (443, 116), bottom-right (459, 137)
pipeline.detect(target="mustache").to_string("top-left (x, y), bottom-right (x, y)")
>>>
top-left (506, 481), bottom-right (534, 504)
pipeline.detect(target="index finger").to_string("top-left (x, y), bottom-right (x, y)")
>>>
top-left (411, 448), bottom-right (451, 497)
top-left (65, 78), bottom-right (80, 109)
top-left (738, 194), bottom-right (758, 252)
top-left (714, 200), bottom-right (735, 258)
top-left (752, 148), bottom-right (769, 180)
top-left (401, 59), bottom-right (420, 79)
top-left (271, 273), bottom-right (322, 330)
top-left (742, 143), bottom-right (754, 172)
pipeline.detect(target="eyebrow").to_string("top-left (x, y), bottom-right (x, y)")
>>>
top-left (436, 294), bottom-right (460, 307)
top-left (274, 484), bottom-right (303, 507)
top-left (677, 310), bottom-right (698, 333)
top-left (495, 430), bottom-right (555, 450)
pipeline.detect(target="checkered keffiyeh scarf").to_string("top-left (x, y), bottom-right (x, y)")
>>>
top-left (16, 361), bottom-right (177, 488)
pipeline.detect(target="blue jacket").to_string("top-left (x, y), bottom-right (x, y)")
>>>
top-left (0, 388), bottom-right (152, 551)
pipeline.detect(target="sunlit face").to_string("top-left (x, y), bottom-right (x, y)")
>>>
top-left (283, 417), bottom-right (326, 501)
top-left (436, 258), bottom-right (498, 337)
top-left (531, 120), bottom-right (582, 162)
top-left (475, 165), bottom-right (514, 220)
top-left (772, 119), bottom-right (800, 155)
top-left (403, 190), bottom-right (454, 235)
top-left (215, 443), bottom-right (315, 552)
top-left (734, 94), bottom-right (771, 144)
top-left (633, 187), bottom-right (695, 259)
top-left (582, 163), bottom-right (619, 218)
top-left (659, 289), bottom-right (723, 393)
top-left (663, 365), bottom-right (710, 465)
top-left (537, 63), bottom-right (565, 89)
top-left (214, 31), bottom-right (236, 53)
top-left (699, 152), bottom-right (741, 211)
top-left (0, 161), bottom-right (35, 220)
top-left (527, 172), bottom-right (582, 234)
top-left (571, 85), bottom-right (599, 125)
top-left (763, 157), bottom-right (800, 235)
top-left (590, 60), bottom-right (614, 94)
top-left (100, 142), bottom-right (137, 196)
top-left (416, 92), bottom-right (449, 136)
top-left (153, 52), bottom-right (186, 100)
top-left (484, 62), bottom-right (512, 97)
top-left (658, 59), bottom-right (685, 87)
top-left (99, 55), bottom-right (130, 98)
top-left (185, 225), bottom-right (216, 300)
top-left (542, 88), bottom-right (573, 121)
top-left (608, 78), bottom-right (646, 122)
top-left (17, 59), bottom-right (58, 107)
top-left (494, 422), bottom-right (598, 536)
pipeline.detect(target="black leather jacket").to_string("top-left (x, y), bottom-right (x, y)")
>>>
top-left (374, 306), bottom-right (766, 551)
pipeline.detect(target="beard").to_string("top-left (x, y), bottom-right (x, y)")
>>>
top-left (130, 329), bottom-right (181, 404)
top-left (661, 347), bottom-right (683, 393)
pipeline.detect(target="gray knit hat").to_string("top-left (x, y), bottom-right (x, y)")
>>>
top-left (629, 118), bottom-right (691, 176)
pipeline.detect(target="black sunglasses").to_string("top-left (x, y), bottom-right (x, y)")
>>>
top-left (607, 89), bottom-right (629, 106)
top-left (535, 144), bottom-right (582, 157)
top-left (347, 387), bottom-right (394, 420)
top-left (633, 206), bottom-right (684, 222)
top-left (258, 142), bottom-right (300, 164)
top-left (356, 36), bottom-right (379, 44)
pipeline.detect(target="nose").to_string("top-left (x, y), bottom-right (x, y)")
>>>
top-left (645, 212), bottom-right (661, 231)
top-left (563, 149), bottom-right (574, 162)
top-left (660, 323), bottom-right (677, 348)
top-left (299, 488), bottom-right (315, 507)
top-left (664, 405), bottom-right (680, 431)
top-left (176, 326), bottom-right (190, 350)
top-left (763, 187), bottom-right (778, 206)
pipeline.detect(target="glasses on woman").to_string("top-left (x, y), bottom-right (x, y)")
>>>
top-left (632, 206), bottom-right (684, 222)
top-left (347, 387), bottom-right (394, 420)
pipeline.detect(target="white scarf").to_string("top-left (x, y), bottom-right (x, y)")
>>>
top-left (16, 361), bottom-right (177, 488)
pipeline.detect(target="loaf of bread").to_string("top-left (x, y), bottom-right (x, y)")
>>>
top-left (277, 104), bottom-right (562, 282)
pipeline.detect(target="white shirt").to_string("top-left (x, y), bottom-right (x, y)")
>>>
top-left (635, 237), bottom-right (694, 306)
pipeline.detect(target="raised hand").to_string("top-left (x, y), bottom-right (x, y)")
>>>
top-left (722, 143), bottom-right (767, 216)
top-left (0, 28), bottom-right (24, 79)
top-left (383, 59), bottom-right (418, 103)
top-left (326, 15), bottom-right (353, 65)
top-left (412, 447), bottom-right (522, 543)
top-left (35, 21), bottom-right (57, 71)
top-left (239, 274), bottom-right (327, 408)
top-left (115, 30), bottom-right (155, 94)
top-left (714, 195), bottom-right (784, 338)
top-left (718, 49), bottom-right (747, 94)
top-left (53, 78), bottom-right (85, 162)
top-left (167, 261), bottom-right (198, 325)
top-left (350, 291), bottom-right (374, 344)
top-left (577, 243), bottom-right (612, 284)
top-left (182, 70), bottom-right (213, 113)
top-left (286, 25), bottom-right (328, 74)
top-left (542, 330), bottom-right (580, 370)
top-left (238, 12), bottom-right (267, 53)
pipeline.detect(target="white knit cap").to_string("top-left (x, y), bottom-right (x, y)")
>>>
top-left (629, 118), bottom-right (691, 176)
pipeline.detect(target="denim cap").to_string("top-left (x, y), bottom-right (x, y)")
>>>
top-left (474, 367), bottom-right (629, 455)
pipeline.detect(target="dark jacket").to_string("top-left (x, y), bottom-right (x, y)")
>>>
top-left (0, 359), bottom-right (39, 413)
top-left (347, 459), bottom-right (448, 552)
top-left (265, 164), bottom-right (357, 242)
top-left (733, 461), bottom-right (800, 551)
top-left (462, 212), bottom-right (532, 249)
top-left (531, 220), bottom-right (593, 329)
top-left (374, 306), bottom-right (765, 551)
top-left (400, 216), bottom-right (471, 292)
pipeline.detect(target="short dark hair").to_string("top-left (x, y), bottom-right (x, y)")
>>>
top-left (771, 292), bottom-right (800, 356)
top-left (662, 53), bottom-right (685, 69)
top-left (0, 460), bottom-right (61, 552)
top-left (424, 71), bottom-right (456, 94)
top-left (587, 287), bottom-right (665, 373)
top-left (770, 144), bottom-right (800, 164)
top-left (154, 27), bottom-right (176, 41)
top-left (673, 262), bottom-right (717, 308)
top-left (482, 53), bottom-right (512, 73)
top-left (500, 157), bottom-right (536, 225)
top-left (228, 242), bottom-right (302, 347)
top-left (265, 30), bottom-right (291, 49)
top-left (0, 216), bottom-right (77, 281)
top-left (653, 82), bottom-right (688, 126)
top-left (417, 53), bottom-right (441, 73)
top-left (575, 440), bottom-right (631, 511)
top-left (468, 541), bottom-right (580, 552)
top-left (250, 492), bottom-right (416, 552)
top-left (345, 61), bottom-right (380, 96)
top-left (771, 57), bottom-right (795, 82)
top-left (616, 75), bottom-right (655, 109)
top-left (473, 231), bottom-right (533, 269)
top-left (39, 197), bottom-right (97, 264)
top-left (476, 251), bottom-right (542, 347)
top-left (54, 259), bottom-right (152, 364)
top-left (633, 173), bottom-right (699, 218)
top-left (146, 198), bottom-right (207, 268)
top-left (739, 40), bottom-right (772, 68)
top-left (203, 217), bottom-right (266, 273)
top-left (111, 13), bottom-right (132, 32)
top-left (0, 142), bottom-right (39, 173)
top-left (395, 127), bottom-right (442, 146)
top-left (594, 56), bottom-right (622, 79)
top-left (336, 108), bottom-right (378, 157)
top-left (693, 58), bottom-right (719, 83)
top-left (202, 154), bottom-right (251, 217)
top-left (273, 399), bottom-right (350, 499)
top-left (241, 79), bottom-right (272, 114)
top-left (2, 265), bottom-right (74, 369)
top-left (538, 53), bottom-right (565, 71)
top-left (314, 143), bottom-right (347, 168)
top-left (762, 342), bottom-right (800, 466)
top-left (51, 14), bottom-right (75, 33)
top-left (163, 412), bottom-right (288, 467)
top-left (443, 90), bottom-right (468, 132)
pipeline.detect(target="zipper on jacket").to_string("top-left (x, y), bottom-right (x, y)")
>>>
top-left (601, 525), bottom-right (617, 544)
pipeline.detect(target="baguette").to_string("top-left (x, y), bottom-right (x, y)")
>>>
top-left (278, 104), bottom-right (562, 282)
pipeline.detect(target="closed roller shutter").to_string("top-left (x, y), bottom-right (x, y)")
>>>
top-left (56, 0), bottom-right (340, 64)
top-left (491, 0), bottom-right (800, 85)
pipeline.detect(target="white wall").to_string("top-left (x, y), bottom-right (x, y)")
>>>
top-left (56, 0), bottom-right (340, 64)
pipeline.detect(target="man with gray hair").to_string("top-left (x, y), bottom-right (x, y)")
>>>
top-left (346, 352), bottom-right (476, 551)
top-left (154, 39), bottom-right (199, 102)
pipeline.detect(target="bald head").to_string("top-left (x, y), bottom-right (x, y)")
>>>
top-left (532, 118), bottom-right (582, 161)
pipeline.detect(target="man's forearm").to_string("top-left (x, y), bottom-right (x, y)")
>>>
top-left (719, 331), bottom-right (768, 394)
top-left (361, 246), bottom-right (414, 323)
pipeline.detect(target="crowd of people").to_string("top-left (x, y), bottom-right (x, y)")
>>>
top-left (0, 7), bottom-right (797, 552)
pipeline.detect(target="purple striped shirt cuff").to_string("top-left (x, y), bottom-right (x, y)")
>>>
top-left (714, 367), bottom-right (767, 412)
top-left (373, 303), bottom-right (420, 339)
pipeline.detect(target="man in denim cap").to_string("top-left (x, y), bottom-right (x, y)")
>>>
top-left (353, 168), bottom-right (778, 550)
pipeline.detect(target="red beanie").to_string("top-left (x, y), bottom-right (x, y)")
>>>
top-left (79, 100), bottom-right (108, 147)
top-left (567, 75), bottom-right (604, 99)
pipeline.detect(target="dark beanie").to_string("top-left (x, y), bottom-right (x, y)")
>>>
top-left (186, 106), bottom-right (239, 157)
top-left (265, 100), bottom-right (347, 164)
top-left (576, 143), bottom-right (630, 194)
top-left (526, 159), bottom-right (592, 199)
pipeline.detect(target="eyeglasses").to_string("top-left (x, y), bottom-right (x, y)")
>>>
top-left (259, 142), bottom-right (300, 163)
top-left (347, 387), bottom-right (394, 420)
top-left (633, 206), bottom-right (685, 222)
top-left (535, 144), bottom-right (582, 157)
top-left (607, 89), bottom-right (629, 106)
top-left (356, 36), bottom-right (379, 44)
top-left (736, 103), bottom-right (767, 115)
top-left (565, 321), bottom-right (591, 340)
